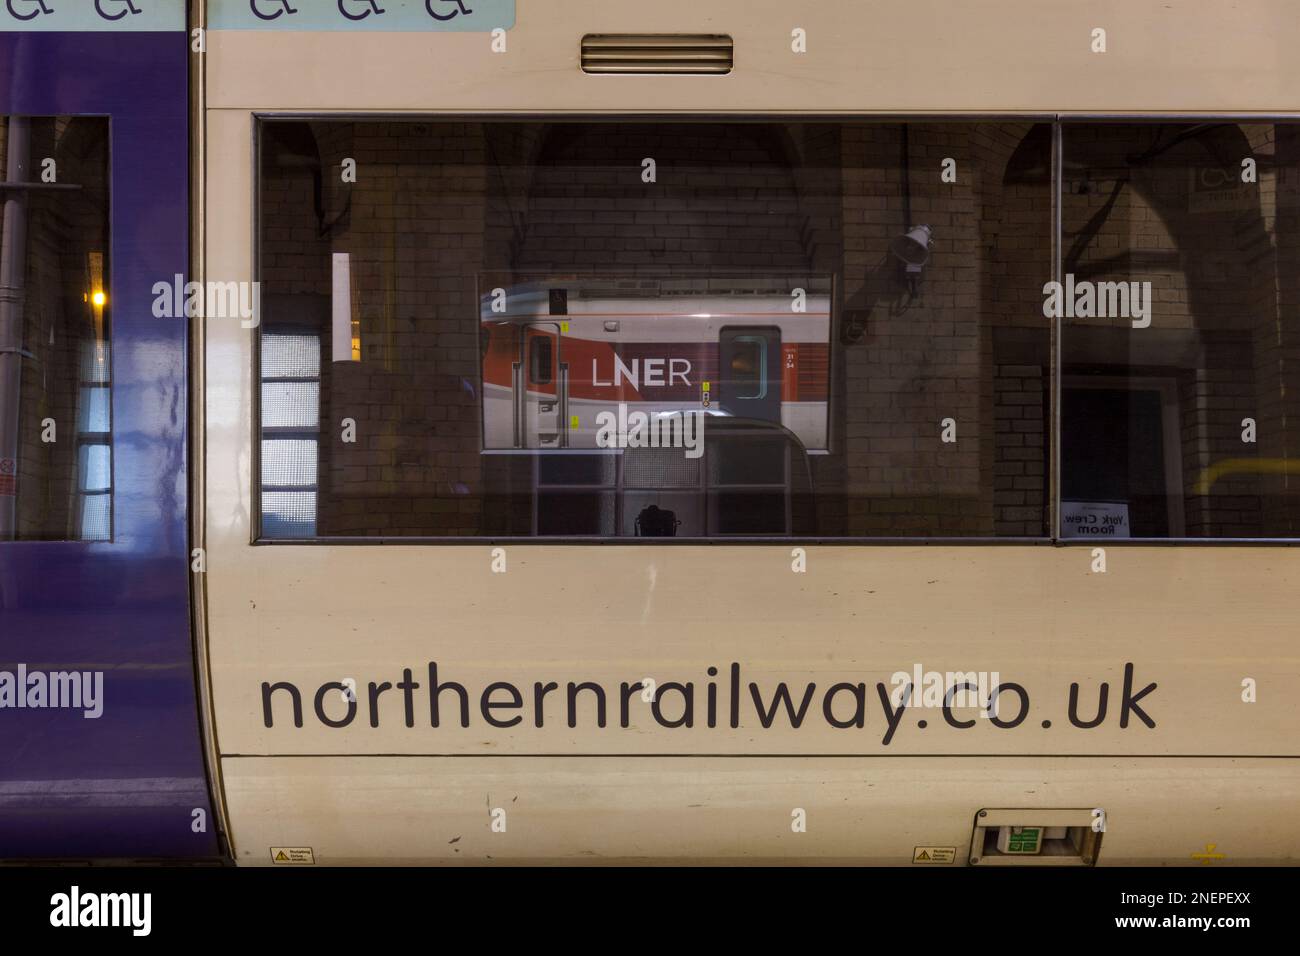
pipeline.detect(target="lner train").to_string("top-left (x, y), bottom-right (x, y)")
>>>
top-left (4, 0), bottom-right (1300, 865)
top-left (478, 281), bottom-right (832, 455)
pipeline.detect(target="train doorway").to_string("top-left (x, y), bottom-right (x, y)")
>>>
top-left (515, 322), bottom-right (568, 448)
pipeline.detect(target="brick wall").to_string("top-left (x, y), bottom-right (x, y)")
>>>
top-left (836, 123), bottom-right (1050, 535)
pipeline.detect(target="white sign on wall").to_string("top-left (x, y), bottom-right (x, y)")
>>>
top-left (1061, 500), bottom-right (1130, 538)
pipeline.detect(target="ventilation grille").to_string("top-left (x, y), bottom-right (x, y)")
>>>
top-left (581, 34), bottom-right (733, 75)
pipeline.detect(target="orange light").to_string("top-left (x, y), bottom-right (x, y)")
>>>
top-left (91, 291), bottom-right (107, 307)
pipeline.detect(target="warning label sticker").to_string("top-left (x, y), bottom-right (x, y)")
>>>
top-left (270, 847), bottom-right (315, 865)
top-left (912, 846), bottom-right (957, 864)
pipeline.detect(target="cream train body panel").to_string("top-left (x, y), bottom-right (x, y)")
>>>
top-left (201, 0), bottom-right (1300, 864)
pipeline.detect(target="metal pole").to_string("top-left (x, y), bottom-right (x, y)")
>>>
top-left (0, 116), bottom-right (31, 539)
top-left (1050, 120), bottom-right (1063, 543)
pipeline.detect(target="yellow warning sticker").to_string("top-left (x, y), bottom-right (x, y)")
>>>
top-left (912, 846), bottom-right (956, 864)
top-left (560, 321), bottom-right (569, 333)
top-left (270, 847), bottom-right (316, 865)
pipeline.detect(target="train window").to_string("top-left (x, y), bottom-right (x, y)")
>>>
top-left (0, 116), bottom-right (111, 542)
top-left (1060, 123), bottom-right (1300, 538)
top-left (256, 119), bottom-right (1052, 539)
top-left (528, 335), bottom-right (553, 386)
top-left (727, 336), bottom-right (767, 400)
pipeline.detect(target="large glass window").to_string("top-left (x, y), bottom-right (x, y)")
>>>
top-left (258, 117), bottom-right (1300, 538)
top-left (256, 119), bottom-right (1300, 541)
top-left (1061, 123), bottom-right (1300, 538)
top-left (256, 119), bottom-right (1052, 539)
top-left (0, 116), bottom-right (111, 542)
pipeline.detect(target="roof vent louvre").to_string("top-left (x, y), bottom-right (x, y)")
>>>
top-left (581, 34), bottom-right (733, 75)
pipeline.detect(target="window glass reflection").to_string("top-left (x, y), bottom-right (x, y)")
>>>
top-left (0, 116), bottom-right (111, 542)
top-left (1061, 123), bottom-right (1300, 538)
top-left (257, 120), bottom-right (1052, 538)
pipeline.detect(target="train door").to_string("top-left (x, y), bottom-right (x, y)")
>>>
top-left (0, 13), bottom-right (221, 860)
top-left (515, 323), bottom-right (568, 448)
top-left (719, 327), bottom-right (781, 423)
top-left (713, 327), bottom-right (789, 534)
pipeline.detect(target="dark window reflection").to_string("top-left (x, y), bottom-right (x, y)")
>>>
top-left (1061, 124), bottom-right (1300, 537)
top-left (257, 120), bottom-right (1052, 538)
top-left (528, 335), bottom-right (553, 386)
top-left (0, 117), bottom-right (111, 542)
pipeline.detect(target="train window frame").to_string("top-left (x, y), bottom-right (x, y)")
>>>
top-left (528, 334), bottom-right (554, 387)
top-left (0, 113), bottom-right (114, 544)
top-left (728, 335), bottom-right (768, 400)
top-left (246, 113), bottom-right (1300, 547)
top-left (1055, 117), bottom-right (1300, 544)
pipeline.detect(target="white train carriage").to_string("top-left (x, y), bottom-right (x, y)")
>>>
top-left (196, 0), bottom-right (1300, 865)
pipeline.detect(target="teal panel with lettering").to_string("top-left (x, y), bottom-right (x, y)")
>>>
top-left (210, 0), bottom-right (514, 31)
top-left (0, 0), bottom-right (185, 31)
